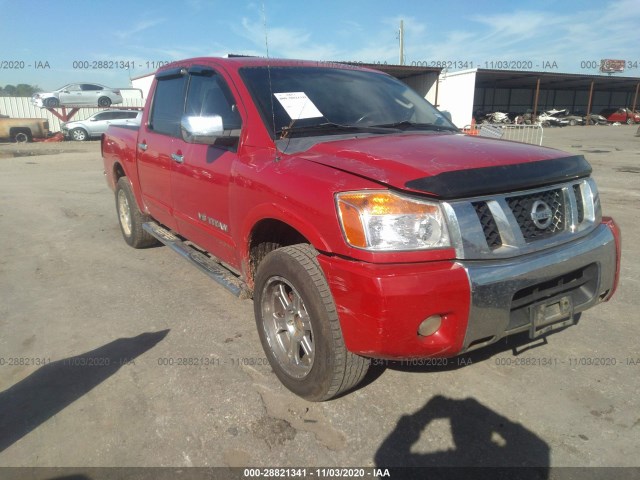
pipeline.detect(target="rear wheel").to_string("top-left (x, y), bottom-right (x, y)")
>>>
top-left (13, 131), bottom-right (30, 143)
top-left (115, 177), bottom-right (158, 248)
top-left (254, 244), bottom-right (369, 401)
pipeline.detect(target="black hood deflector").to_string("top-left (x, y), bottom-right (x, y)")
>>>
top-left (404, 155), bottom-right (592, 199)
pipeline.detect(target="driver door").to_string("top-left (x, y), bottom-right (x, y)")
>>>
top-left (171, 67), bottom-right (243, 263)
top-left (58, 84), bottom-right (83, 105)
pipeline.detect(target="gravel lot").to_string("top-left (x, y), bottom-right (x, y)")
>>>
top-left (0, 126), bottom-right (638, 473)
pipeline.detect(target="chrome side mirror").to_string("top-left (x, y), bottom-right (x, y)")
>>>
top-left (180, 115), bottom-right (224, 144)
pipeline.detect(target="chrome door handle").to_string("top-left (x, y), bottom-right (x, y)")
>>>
top-left (171, 153), bottom-right (184, 164)
top-left (138, 142), bottom-right (147, 151)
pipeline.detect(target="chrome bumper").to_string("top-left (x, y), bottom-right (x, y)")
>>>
top-left (460, 223), bottom-right (616, 352)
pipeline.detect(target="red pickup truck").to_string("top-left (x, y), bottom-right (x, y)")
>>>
top-left (599, 108), bottom-right (640, 124)
top-left (102, 57), bottom-right (621, 400)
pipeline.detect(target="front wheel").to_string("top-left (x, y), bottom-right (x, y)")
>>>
top-left (115, 177), bottom-right (158, 248)
top-left (45, 97), bottom-right (59, 108)
top-left (98, 96), bottom-right (112, 107)
top-left (254, 244), bottom-right (370, 401)
top-left (70, 128), bottom-right (88, 141)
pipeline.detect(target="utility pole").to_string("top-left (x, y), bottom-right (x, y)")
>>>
top-left (399, 20), bottom-right (404, 65)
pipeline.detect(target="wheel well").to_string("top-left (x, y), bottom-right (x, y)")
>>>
top-left (113, 162), bottom-right (126, 182)
top-left (9, 127), bottom-right (32, 137)
top-left (249, 219), bottom-right (309, 283)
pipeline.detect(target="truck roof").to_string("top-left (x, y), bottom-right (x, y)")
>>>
top-left (157, 56), bottom-right (383, 75)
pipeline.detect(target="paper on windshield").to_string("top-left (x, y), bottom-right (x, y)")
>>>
top-left (274, 92), bottom-right (323, 120)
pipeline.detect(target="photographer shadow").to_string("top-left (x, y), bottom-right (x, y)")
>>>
top-left (375, 395), bottom-right (550, 479)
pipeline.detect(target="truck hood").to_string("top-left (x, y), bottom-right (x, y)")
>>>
top-left (296, 133), bottom-right (591, 199)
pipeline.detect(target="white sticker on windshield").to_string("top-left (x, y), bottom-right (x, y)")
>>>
top-left (274, 92), bottom-right (323, 120)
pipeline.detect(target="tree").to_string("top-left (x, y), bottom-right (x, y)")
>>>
top-left (0, 84), bottom-right (41, 97)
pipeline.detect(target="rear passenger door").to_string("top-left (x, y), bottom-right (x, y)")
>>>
top-left (170, 66), bottom-right (243, 263)
top-left (136, 68), bottom-right (188, 230)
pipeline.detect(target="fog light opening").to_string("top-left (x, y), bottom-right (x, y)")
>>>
top-left (418, 315), bottom-right (442, 337)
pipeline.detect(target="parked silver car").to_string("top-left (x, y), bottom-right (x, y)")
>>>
top-left (32, 83), bottom-right (124, 108)
top-left (62, 110), bottom-right (141, 141)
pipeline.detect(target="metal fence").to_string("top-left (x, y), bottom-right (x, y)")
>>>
top-left (0, 97), bottom-right (145, 133)
top-left (462, 124), bottom-right (544, 146)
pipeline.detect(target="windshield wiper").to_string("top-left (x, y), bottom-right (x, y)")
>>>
top-left (371, 121), bottom-right (459, 132)
top-left (277, 122), bottom-right (399, 138)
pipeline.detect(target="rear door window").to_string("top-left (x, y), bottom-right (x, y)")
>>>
top-left (149, 75), bottom-right (187, 137)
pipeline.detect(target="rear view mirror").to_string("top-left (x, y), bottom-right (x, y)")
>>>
top-left (180, 115), bottom-right (224, 144)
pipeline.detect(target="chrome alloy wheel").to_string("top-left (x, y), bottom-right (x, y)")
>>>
top-left (261, 276), bottom-right (315, 378)
top-left (117, 189), bottom-right (132, 237)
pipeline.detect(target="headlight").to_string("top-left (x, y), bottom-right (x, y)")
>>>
top-left (335, 190), bottom-right (450, 251)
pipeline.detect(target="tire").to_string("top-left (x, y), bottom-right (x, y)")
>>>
top-left (13, 132), bottom-right (30, 143)
top-left (254, 244), bottom-right (370, 401)
top-left (70, 128), bottom-right (88, 141)
top-left (114, 177), bottom-right (158, 248)
top-left (45, 97), bottom-right (59, 108)
top-left (98, 96), bottom-right (112, 107)
top-left (569, 119), bottom-right (577, 126)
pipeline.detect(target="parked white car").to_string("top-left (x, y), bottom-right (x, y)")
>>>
top-left (32, 83), bottom-right (124, 108)
top-left (62, 110), bottom-right (141, 141)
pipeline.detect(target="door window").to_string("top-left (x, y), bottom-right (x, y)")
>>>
top-left (149, 75), bottom-right (188, 137)
top-left (185, 73), bottom-right (241, 130)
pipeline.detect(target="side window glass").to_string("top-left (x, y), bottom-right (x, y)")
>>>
top-left (149, 75), bottom-right (187, 137)
top-left (185, 73), bottom-right (241, 130)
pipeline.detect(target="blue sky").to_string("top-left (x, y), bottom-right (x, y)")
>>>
top-left (1, 0), bottom-right (639, 90)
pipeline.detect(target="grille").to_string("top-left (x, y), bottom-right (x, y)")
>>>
top-left (447, 179), bottom-right (596, 259)
top-left (506, 188), bottom-right (565, 242)
top-left (472, 201), bottom-right (502, 249)
top-left (573, 184), bottom-right (584, 223)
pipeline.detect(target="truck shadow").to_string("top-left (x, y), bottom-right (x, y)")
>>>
top-left (375, 395), bottom-right (550, 478)
top-left (0, 330), bottom-right (169, 453)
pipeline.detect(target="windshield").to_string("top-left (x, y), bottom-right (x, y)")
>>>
top-left (239, 66), bottom-right (456, 138)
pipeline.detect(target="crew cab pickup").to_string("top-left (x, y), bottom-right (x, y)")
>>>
top-left (102, 57), bottom-right (621, 401)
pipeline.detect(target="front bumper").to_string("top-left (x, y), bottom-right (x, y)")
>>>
top-left (319, 220), bottom-right (619, 359)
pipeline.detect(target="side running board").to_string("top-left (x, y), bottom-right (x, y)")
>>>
top-left (143, 222), bottom-right (251, 299)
